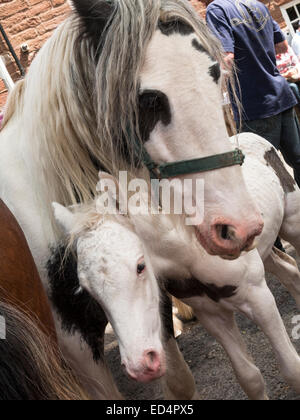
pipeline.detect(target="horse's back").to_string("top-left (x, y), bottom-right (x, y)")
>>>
top-left (0, 199), bottom-right (56, 339)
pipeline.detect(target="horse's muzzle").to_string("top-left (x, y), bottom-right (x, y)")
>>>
top-left (195, 217), bottom-right (264, 259)
top-left (123, 350), bottom-right (166, 383)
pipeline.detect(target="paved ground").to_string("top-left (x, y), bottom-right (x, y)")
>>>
top-left (105, 246), bottom-right (300, 400)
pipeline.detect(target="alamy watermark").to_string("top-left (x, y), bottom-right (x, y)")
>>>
top-left (96, 171), bottom-right (205, 226)
top-left (292, 315), bottom-right (300, 340)
top-left (0, 315), bottom-right (6, 340)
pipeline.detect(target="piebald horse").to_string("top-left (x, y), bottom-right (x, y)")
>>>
top-left (0, 0), bottom-right (263, 399)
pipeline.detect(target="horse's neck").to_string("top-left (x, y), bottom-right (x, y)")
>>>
top-left (0, 114), bottom-right (61, 286)
top-left (133, 212), bottom-right (196, 279)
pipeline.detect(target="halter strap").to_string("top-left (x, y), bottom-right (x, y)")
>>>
top-left (137, 138), bottom-right (245, 179)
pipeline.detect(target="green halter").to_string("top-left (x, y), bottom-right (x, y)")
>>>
top-left (137, 140), bottom-right (245, 179)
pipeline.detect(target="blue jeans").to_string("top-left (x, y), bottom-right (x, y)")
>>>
top-left (241, 107), bottom-right (300, 187)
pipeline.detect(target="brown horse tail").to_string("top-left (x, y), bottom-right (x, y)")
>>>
top-left (0, 302), bottom-right (90, 400)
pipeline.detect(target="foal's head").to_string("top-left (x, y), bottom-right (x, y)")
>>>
top-left (53, 202), bottom-right (165, 383)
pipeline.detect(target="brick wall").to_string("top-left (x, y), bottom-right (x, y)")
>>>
top-left (263, 0), bottom-right (288, 28)
top-left (190, 0), bottom-right (206, 17)
top-left (0, 0), bottom-right (70, 110)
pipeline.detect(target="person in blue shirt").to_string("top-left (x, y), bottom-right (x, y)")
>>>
top-left (204, 0), bottom-right (300, 188)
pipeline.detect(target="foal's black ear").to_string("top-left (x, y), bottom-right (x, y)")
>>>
top-left (71, 0), bottom-right (114, 53)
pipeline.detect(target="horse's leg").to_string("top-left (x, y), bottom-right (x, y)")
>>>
top-left (271, 187), bottom-right (300, 307)
top-left (191, 304), bottom-right (268, 400)
top-left (162, 336), bottom-right (199, 400)
top-left (238, 277), bottom-right (300, 394)
top-left (264, 248), bottom-right (300, 309)
top-left (160, 292), bottom-right (198, 400)
top-left (280, 189), bottom-right (300, 255)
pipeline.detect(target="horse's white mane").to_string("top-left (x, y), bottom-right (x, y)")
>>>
top-left (2, 0), bottom-right (234, 230)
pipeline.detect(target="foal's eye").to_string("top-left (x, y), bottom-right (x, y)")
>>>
top-left (137, 263), bottom-right (146, 275)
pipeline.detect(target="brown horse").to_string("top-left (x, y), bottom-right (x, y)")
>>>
top-left (0, 199), bottom-right (56, 339)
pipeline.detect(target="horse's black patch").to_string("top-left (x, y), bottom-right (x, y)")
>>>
top-left (264, 148), bottom-right (296, 194)
top-left (73, 0), bottom-right (114, 59)
top-left (47, 244), bottom-right (108, 362)
top-left (192, 38), bottom-right (208, 54)
top-left (209, 63), bottom-right (221, 84)
top-left (165, 277), bottom-right (237, 302)
top-left (192, 38), bottom-right (215, 62)
top-left (158, 19), bottom-right (194, 36)
top-left (138, 89), bottom-right (172, 143)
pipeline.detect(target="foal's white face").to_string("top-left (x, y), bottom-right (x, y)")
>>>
top-left (139, 28), bottom-right (263, 259)
top-left (77, 220), bottom-right (165, 382)
top-left (53, 203), bottom-right (165, 383)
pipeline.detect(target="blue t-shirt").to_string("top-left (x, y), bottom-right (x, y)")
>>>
top-left (206, 0), bottom-right (297, 121)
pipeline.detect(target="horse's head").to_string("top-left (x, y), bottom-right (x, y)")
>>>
top-left (137, 23), bottom-right (263, 259)
top-left (53, 202), bottom-right (165, 383)
top-left (68, 0), bottom-right (263, 260)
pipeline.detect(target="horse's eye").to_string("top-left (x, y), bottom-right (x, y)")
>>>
top-left (137, 263), bottom-right (146, 275)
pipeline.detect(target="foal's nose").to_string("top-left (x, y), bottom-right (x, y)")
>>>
top-left (124, 350), bottom-right (166, 383)
top-left (143, 350), bottom-right (161, 373)
top-left (134, 349), bottom-right (165, 383)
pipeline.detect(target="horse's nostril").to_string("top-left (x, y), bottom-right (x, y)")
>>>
top-left (222, 225), bottom-right (229, 240)
top-left (216, 224), bottom-right (232, 241)
top-left (148, 351), bottom-right (156, 363)
top-left (144, 350), bottom-right (160, 372)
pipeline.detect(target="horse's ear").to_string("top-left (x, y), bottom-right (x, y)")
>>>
top-left (52, 202), bottom-right (76, 235)
top-left (70, 0), bottom-right (114, 51)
